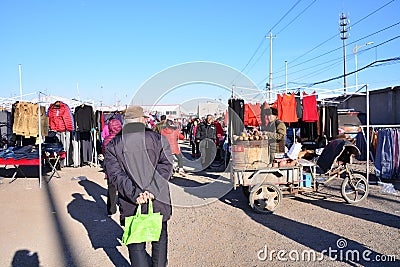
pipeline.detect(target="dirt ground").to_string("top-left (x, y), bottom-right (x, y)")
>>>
top-left (0, 144), bottom-right (399, 267)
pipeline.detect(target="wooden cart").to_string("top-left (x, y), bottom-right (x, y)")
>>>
top-left (230, 139), bottom-right (369, 214)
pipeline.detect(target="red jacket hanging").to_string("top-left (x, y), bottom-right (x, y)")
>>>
top-left (302, 92), bottom-right (319, 122)
top-left (47, 101), bottom-right (74, 132)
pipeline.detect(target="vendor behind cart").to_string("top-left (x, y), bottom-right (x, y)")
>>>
top-left (263, 107), bottom-right (287, 162)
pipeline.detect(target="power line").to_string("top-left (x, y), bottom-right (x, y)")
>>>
top-left (244, 43), bottom-right (270, 75)
top-left (268, 0), bottom-right (304, 33)
top-left (274, 0), bottom-right (397, 73)
top-left (259, 34), bottom-right (400, 87)
top-left (276, 21), bottom-right (400, 75)
top-left (237, 0), bottom-right (305, 77)
top-left (238, 37), bottom-right (266, 74)
top-left (275, 0), bottom-right (318, 35)
top-left (246, 0), bottom-right (318, 77)
top-left (292, 35), bottom-right (400, 84)
top-left (310, 57), bottom-right (400, 86)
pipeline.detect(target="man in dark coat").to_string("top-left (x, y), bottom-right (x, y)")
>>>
top-left (104, 105), bottom-right (173, 267)
top-left (196, 114), bottom-right (217, 170)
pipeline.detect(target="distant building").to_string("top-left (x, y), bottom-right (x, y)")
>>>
top-left (141, 104), bottom-right (189, 119)
top-left (198, 102), bottom-right (226, 119)
top-left (334, 86), bottom-right (400, 125)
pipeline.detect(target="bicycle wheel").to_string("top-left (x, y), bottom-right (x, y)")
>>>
top-left (341, 173), bottom-right (369, 204)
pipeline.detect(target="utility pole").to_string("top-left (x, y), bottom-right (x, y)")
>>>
top-left (339, 12), bottom-right (350, 94)
top-left (268, 31), bottom-right (276, 102)
top-left (285, 60), bottom-right (288, 93)
top-left (18, 64), bottom-right (22, 101)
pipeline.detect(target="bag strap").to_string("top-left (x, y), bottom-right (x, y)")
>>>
top-left (148, 199), bottom-right (154, 214)
top-left (135, 199), bottom-right (154, 216)
top-left (135, 204), bottom-right (142, 216)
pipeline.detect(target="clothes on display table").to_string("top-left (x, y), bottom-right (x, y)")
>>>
top-left (0, 145), bottom-right (40, 160)
top-left (74, 104), bottom-right (94, 132)
top-left (13, 102), bottom-right (49, 138)
top-left (42, 143), bottom-right (64, 153)
top-left (374, 129), bottom-right (400, 180)
top-left (47, 101), bottom-right (74, 132)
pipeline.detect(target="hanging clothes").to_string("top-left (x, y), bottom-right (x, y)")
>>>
top-left (79, 131), bottom-right (93, 164)
top-left (275, 94), bottom-right (283, 120)
top-left (47, 101), bottom-right (74, 132)
top-left (13, 101), bottom-right (49, 138)
top-left (295, 92), bottom-right (303, 119)
top-left (302, 92), bottom-right (319, 122)
top-left (244, 103), bottom-right (261, 126)
top-left (0, 110), bottom-right (12, 145)
top-left (74, 104), bottom-right (94, 132)
top-left (74, 104), bottom-right (95, 165)
top-left (228, 98), bottom-right (245, 136)
top-left (280, 93), bottom-right (298, 123)
top-left (300, 121), bottom-right (318, 142)
top-left (374, 129), bottom-right (400, 179)
top-left (320, 105), bottom-right (338, 139)
top-left (260, 102), bottom-right (270, 129)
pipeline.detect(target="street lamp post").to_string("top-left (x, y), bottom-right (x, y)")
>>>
top-left (353, 42), bottom-right (374, 90)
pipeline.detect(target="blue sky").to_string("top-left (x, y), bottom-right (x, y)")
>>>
top-left (1, 0), bottom-right (399, 106)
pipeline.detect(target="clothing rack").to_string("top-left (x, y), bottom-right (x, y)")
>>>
top-left (361, 124), bottom-right (400, 182)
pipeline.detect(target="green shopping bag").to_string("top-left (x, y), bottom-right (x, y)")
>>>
top-left (122, 199), bottom-right (163, 245)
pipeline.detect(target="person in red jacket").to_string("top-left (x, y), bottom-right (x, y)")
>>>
top-left (160, 120), bottom-right (186, 176)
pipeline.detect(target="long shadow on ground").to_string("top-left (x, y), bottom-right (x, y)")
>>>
top-left (220, 188), bottom-right (399, 266)
top-left (67, 180), bottom-right (130, 267)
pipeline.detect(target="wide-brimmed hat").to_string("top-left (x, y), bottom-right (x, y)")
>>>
top-left (125, 105), bottom-right (148, 120)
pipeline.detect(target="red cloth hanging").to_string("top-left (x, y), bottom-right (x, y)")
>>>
top-left (274, 94), bottom-right (283, 120)
top-left (244, 103), bottom-right (261, 126)
top-left (302, 92), bottom-right (319, 122)
top-left (280, 93), bottom-right (298, 123)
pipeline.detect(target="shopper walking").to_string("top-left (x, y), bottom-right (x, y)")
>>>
top-left (155, 115), bottom-right (167, 133)
top-left (196, 115), bottom-right (217, 170)
top-left (189, 118), bottom-right (200, 158)
top-left (102, 119), bottom-right (122, 215)
top-left (160, 119), bottom-right (186, 176)
top-left (104, 105), bottom-right (173, 267)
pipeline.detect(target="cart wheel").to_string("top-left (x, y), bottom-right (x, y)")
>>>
top-left (242, 186), bottom-right (250, 198)
top-left (249, 183), bottom-right (282, 214)
top-left (341, 173), bottom-right (369, 204)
